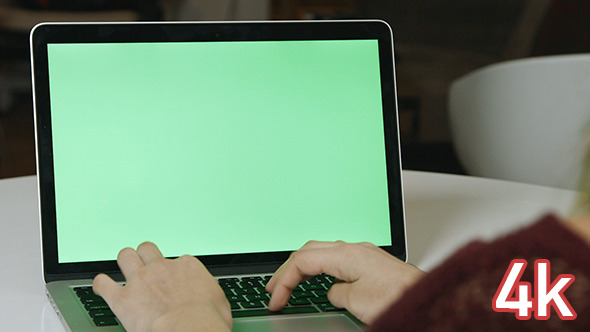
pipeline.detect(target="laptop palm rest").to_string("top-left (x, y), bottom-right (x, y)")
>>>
top-left (233, 314), bottom-right (363, 332)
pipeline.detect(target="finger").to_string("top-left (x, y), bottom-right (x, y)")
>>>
top-left (266, 241), bottom-right (340, 291)
top-left (265, 260), bottom-right (289, 292)
top-left (117, 247), bottom-right (144, 279)
top-left (268, 245), bottom-right (358, 311)
top-left (326, 281), bottom-right (351, 309)
top-left (136, 242), bottom-right (164, 264)
top-left (299, 240), bottom-right (343, 250)
top-left (284, 244), bottom-right (360, 283)
top-left (93, 273), bottom-right (123, 306)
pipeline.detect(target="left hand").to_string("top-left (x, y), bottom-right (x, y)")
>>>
top-left (93, 242), bottom-right (232, 332)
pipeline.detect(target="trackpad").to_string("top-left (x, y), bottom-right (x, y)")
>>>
top-left (233, 314), bottom-right (364, 332)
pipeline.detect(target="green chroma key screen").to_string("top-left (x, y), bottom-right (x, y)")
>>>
top-left (47, 39), bottom-right (392, 263)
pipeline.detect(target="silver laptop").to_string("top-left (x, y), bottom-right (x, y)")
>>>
top-left (30, 20), bottom-right (406, 331)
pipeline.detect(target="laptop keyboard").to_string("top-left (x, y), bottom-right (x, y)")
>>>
top-left (74, 274), bottom-right (343, 327)
top-left (73, 287), bottom-right (118, 327)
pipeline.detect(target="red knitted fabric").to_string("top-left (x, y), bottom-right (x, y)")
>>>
top-left (367, 214), bottom-right (590, 331)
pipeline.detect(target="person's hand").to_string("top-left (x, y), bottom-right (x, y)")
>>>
top-left (266, 241), bottom-right (425, 324)
top-left (93, 242), bottom-right (232, 332)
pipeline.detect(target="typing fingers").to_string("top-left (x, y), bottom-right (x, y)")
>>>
top-left (92, 273), bottom-right (122, 307)
top-left (326, 281), bottom-right (351, 309)
top-left (266, 241), bottom-right (341, 290)
top-left (267, 243), bottom-right (359, 311)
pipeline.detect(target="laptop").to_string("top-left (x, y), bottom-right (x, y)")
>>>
top-left (30, 20), bottom-right (406, 331)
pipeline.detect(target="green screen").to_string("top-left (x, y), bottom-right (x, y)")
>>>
top-left (47, 39), bottom-right (391, 263)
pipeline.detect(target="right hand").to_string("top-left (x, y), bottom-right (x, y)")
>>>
top-left (266, 241), bottom-right (426, 324)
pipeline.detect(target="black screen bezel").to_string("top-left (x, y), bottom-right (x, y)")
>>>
top-left (30, 20), bottom-right (406, 282)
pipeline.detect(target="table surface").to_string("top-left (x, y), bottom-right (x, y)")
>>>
top-left (0, 171), bottom-right (578, 331)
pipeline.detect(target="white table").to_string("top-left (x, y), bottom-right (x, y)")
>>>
top-left (0, 171), bottom-right (579, 331)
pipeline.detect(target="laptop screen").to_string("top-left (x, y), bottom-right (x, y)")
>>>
top-left (31, 21), bottom-right (405, 279)
top-left (47, 39), bottom-right (391, 263)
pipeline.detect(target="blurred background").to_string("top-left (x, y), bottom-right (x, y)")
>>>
top-left (1, 0), bottom-right (589, 179)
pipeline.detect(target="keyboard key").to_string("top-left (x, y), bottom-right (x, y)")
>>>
top-left (88, 309), bottom-right (115, 318)
top-left (245, 293), bottom-right (268, 302)
top-left (289, 298), bottom-right (311, 306)
top-left (306, 277), bottom-right (322, 284)
top-left (310, 297), bottom-right (330, 304)
top-left (219, 277), bottom-right (239, 282)
top-left (301, 283), bottom-right (325, 291)
top-left (273, 306), bottom-right (320, 315)
top-left (253, 287), bottom-right (268, 295)
top-left (292, 290), bottom-right (315, 298)
top-left (220, 282), bottom-right (240, 290)
top-left (239, 280), bottom-right (264, 288)
top-left (232, 306), bottom-right (319, 318)
top-left (79, 295), bottom-right (106, 305)
top-left (240, 301), bottom-right (265, 309)
top-left (241, 276), bottom-right (263, 281)
top-left (234, 287), bottom-right (258, 295)
top-left (295, 285), bottom-right (306, 292)
top-left (74, 287), bottom-right (96, 297)
top-left (93, 316), bottom-right (118, 326)
top-left (227, 294), bottom-right (246, 302)
top-left (317, 303), bottom-right (346, 312)
top-left (85, 303), bottom-right (110, 311)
